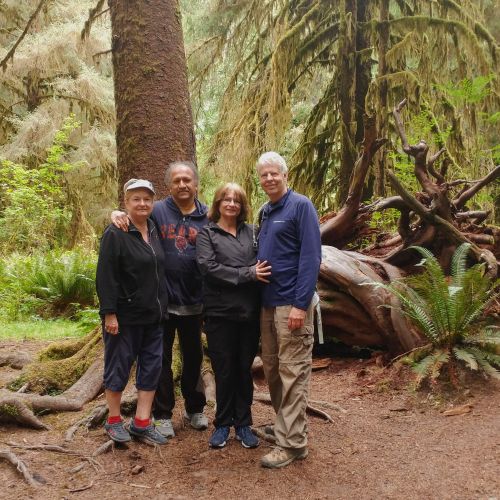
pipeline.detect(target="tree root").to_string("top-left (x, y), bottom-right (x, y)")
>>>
top-left (65, 404), bottom-right (108, 441)
top-left (0, 449), bottom-right (44, 487)
top-left (0, 358), bottom-right (103, 429)
top-left (252, 427), bottom-right (277, 444)
top-left (0, 351), bottom-right (32, 369)
top-left (70, 440), bottom-right (114, 474)
top-left (253, 392), bottom-right (336, 422)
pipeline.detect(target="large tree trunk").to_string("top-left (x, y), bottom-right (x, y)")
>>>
top-left (109, 0), bottom-right (196, 200)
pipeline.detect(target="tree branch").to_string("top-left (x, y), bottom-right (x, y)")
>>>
top-left (0, 0), bottom-right (49, 71)
top-left (81, 0), bottom-right (107, 40)
top-left (453, 165), bottom-right (500, 210)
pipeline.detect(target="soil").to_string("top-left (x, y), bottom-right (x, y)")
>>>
top-left (0, 340), bottom-right (499, 500)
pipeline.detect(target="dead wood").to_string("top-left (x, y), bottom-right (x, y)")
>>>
top-left (252, 427), bottom-right (277, 444)
top-left (69, 481), bottom-right (94, 493)
top-left (321, 115), bottom-right (387, 246)
top-left (0, 358), bottom-right (103, 429)
top-left (200, 366), bottom-right (216, 405)
top-left (453, 165), bottom-right (500, 210)
top-left (65, 404), bottom-right (108, 441)
top-left (0, 448), bottom-right (43, 487)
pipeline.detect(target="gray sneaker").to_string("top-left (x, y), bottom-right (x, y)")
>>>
top-left (184, 411), bottom-right (208, 430)
top-left (104, 420), bottom-right (131, 443)
top-left (129, 420), bottom-right (168, 445)
top-left (154, 418), bottom-right (175, 438)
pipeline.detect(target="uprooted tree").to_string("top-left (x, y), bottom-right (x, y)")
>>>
top-left (1, 99), bottom-right (498, 430)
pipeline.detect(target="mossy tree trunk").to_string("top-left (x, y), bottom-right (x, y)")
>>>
top-left (108, 0), bottom-right (196, 201)
top-left (336, 0), bottom-right (358, 207)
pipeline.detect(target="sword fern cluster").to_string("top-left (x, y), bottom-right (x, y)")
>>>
top-left (375, 244), bottom-right (500, 386)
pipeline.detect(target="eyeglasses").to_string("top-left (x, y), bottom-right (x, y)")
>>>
top-left (221, 198), bottom-right (241, 206)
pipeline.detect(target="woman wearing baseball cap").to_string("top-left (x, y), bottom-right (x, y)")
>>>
top-left (96, 179), bottom-right (168, 445)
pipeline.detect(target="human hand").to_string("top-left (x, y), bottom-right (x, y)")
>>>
top-left (288, 306), bottom-right (306, 331)
top-left (111, 210), bottom-right (129, 232)
top-left (104, 313), bottom-right (119, 335)
top-left (255, 260), bottom-right (272, 283)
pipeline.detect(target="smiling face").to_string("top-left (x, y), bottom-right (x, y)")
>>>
top-left (124, 188), bottom-right (154, 222)
top-left (258, 162), bottom-right (288, 203)
top-left (169, 165), bottom-right (197, 205)
top-left (218, 189), bottom-right (242, 222)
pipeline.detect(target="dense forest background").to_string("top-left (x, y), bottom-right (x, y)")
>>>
top-left (0, 0), bottom-right (499, 328)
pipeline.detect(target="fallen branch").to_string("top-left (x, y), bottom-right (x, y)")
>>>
top-left (0, 449), bottom-right (43, 487)
top-left (252, 427), bottom-right (276, 444)
top-left (69, 481), bottom-right (94, 493)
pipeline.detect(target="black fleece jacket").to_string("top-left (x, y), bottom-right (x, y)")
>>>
top-left (196, 222), bottom-right (260, 320)
top-left (96, 220), bottom-right (168, 325)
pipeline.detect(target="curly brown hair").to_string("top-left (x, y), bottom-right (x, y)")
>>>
top-left (208, 182), bottom-right (251, 224)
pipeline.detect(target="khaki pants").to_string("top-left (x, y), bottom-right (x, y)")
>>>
top-left (260, 303), bottom-right (314, 450)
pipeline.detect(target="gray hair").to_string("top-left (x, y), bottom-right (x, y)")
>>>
top-left (164, 160), bottom-right (199, 186)
top-left (256, 151), bottom-right (288, 174)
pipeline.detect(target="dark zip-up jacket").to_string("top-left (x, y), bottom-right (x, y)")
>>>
top-left (196, 222), bottom-right (260, 320)
top-left (257, 189), bottom-right (321, 310)
top-left (152, 196), bottom-right (208, 308)
top-left (96, 219), bottom-right (167, 325)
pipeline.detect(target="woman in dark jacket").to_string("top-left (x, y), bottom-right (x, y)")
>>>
top-left (96, 179), bottom-right (168, 446)
top-left (196, 182), bottom-right (271, 449)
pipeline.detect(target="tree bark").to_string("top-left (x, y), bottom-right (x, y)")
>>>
top-left (109, 0), bottom-right (196, 200)
top-left (336, 0), bottom-right (358, 206)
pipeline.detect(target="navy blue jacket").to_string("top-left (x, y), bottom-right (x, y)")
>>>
top-left (152, 196), bottom-right (208, 307)
top-left (96, 220), bottom-right (167, 325)
top-left (257, 189), bottom-right (321, 310)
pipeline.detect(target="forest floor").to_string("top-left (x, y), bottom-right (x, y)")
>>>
top-left (0, 339), bottom-right (499, 500)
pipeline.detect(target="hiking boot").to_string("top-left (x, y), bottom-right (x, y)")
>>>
top-left (209, 426), bottom-right (230, 448)
top-left (104, 420), bottom-right (131, 443)
top-left (184, 411), bottom-right (208, 430)
top-left (129, 420), bottom-right (168, 445)
top-left (235, 426), bottom-right (259, 449)
top-left (260, 446), bottom-right (308, 469)
top-left (154, 418), bottom-right (175, 438)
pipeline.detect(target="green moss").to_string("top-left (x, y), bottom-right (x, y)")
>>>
top-left (0, 403), bottom-right (20, 417)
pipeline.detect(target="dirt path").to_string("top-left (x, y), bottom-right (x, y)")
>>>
top-left (0, 344), bottom-right (499, 500)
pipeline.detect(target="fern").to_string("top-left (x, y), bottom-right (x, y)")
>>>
top-left (373, 244), bottom-right (499, 386)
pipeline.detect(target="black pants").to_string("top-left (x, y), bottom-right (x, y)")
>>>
top-left (153, 314), bottom-right (206, 419)
top-left (103, 323), bottom-right (163, 392)
top-left (204, 317), bottom-right (260, 428)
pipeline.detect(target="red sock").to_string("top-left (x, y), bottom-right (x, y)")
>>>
top-left (107, 415), bottom-right (122, 424)
top-left (134, 417), bottom-right (151, 428)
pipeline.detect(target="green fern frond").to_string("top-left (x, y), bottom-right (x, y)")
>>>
top-left (412, 349), bottom-right (449, 385)
top-left (450, 243), bottom-right (472, 288)
top-left (452, 347), bottom-right (478, 370)
top-left (465, 347), bottom-right (500, 378)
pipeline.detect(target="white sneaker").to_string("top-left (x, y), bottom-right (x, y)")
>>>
top-left (153, 418), bottom-right (175, 438)
top-left (184, 411), bottom-right (208, 430)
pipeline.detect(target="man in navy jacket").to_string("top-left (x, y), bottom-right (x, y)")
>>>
top-left (112, 161), bottom-right (208, 438)
top-left (256, 152), bottom-right (321, 469)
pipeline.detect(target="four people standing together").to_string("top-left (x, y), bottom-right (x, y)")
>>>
top-left (96, 152), bottom-right (321, 469)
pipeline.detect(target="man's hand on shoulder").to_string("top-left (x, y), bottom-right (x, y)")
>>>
top-left (288, 306), bottom-right (306, 331)
top-left (111, 210), bottom-right (129, 232)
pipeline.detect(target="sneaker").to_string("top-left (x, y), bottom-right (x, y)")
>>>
top-left (184, 411), bottom-right (208, 430)
top-left (235, 426), bottom-right (259, 449)
top-left (104, 420), bottom-right (131, 443)
top-left (260, 446), bottom-right (308, 469)
top-left (209, 426), bottom-right (230, 448)
top-left (129, 420), bottom-right (168, 445)
top-left (154, 418), bottom-right (175, 438)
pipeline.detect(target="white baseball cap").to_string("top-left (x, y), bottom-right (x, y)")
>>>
top-left (123, 178), bottom-right (156, 195)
